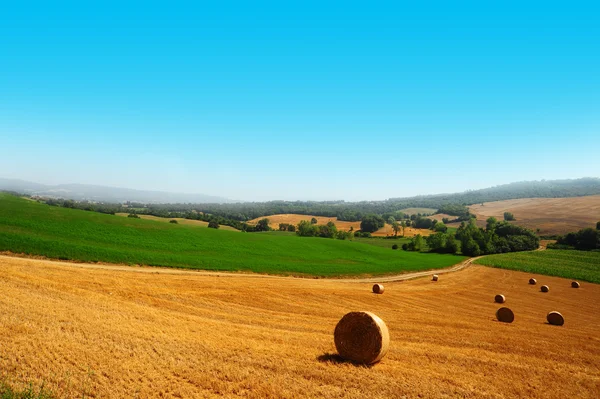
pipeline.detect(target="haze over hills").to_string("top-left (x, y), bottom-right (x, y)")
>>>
top-left (0, 178), bottom-right (237, 204)
top-left (1, 177), bottom-right (599, 206)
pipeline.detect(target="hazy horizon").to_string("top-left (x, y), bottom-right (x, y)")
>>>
top-left (2, 2), bottom-right (599, 201)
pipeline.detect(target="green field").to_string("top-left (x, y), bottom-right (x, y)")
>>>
top-left (0, 194), bottom-right (465, 277)
top-left (475, 249), bottom-right (600, 283)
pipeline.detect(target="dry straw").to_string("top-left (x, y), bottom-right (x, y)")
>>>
top-left (541, 285), bottom-right (549, 293)
top-left (571, 281), bottom-right (580, 288)
top-left (547, 311), bottom-right (565, 326)
top-left (334, 311), bottom-right (390, 365)
top-left (494, 294), bottom-right (506, 304)
top-left (529, 278), bottom-right (537, 285)
top-left (372, 284), bottom-right (384, 294)
top-left (496, 307), bottom-right (515, 323)
top-left (432, 274), bottom-right (439, 281)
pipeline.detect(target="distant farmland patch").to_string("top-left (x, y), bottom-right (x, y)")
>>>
top-left (475, 249), bottom-right (600, 283)
top-left (398, 207), bottom-right (437, 215)
top-left (469, 195), bottom-right (600, 235)
top-left (115, 213), bottom-right (240, 231)
top-left (246, 214), bottom-right (433, 237)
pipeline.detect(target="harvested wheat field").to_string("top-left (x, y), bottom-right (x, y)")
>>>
top-left (247, 214), bottom-right (431, 237)
top-left (469, 195), bottom-right (600, 235)
top-left (1, 256), bottom-right (599, 398)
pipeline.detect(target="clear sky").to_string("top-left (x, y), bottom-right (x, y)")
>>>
top-left (1, 1), bottom-right (599, 201)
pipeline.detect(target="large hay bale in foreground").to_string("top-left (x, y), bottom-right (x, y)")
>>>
top-left (529, 278), bottom-right (537, 285)
top-left (496, 307), bottom-right (515, 323)
top-left (541, 285), bottom-right (549, 293)
top-left (334, 311), bottom-right (390, 364)
top-left (571, 281), bottom-right (580, 288)
top-left (432, 274), bottom-right (439, 281)
top-left (494, 294), bottom-right (506, 304)
top-left (372, 284), bottom-right (384, 294)
top-left (547, 311), bottom-right (565, 326)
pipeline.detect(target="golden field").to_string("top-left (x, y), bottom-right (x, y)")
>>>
top-left (1, 255), bottom-right (598, 398)
top-left (469, 195), bottom-right (600, 235)
top-left (246, 214), bottom-right (432, 237)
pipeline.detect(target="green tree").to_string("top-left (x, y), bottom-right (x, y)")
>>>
top-left (310, 217), bottom-right (318, 224)
top-left (597, 221), bottom-right (600, 230)
top-left (486, 217), bottom-right (498, 231)
top-left (391, 221), bottom-right (400, 237)
top-left (503, 212), bottom-right (516, 221)
top-left (433, 222), bottom-right (448, 233)
top-left (256, 218), bottom-right (271, 231)
top-left (287, 224), bottom-right (296, 232)
top-left (296, 220), bottom-right (318, 237)
top-left (208, 220), bottom-right (219, 229)
top-left (360, 214), bottom-right (385, 233)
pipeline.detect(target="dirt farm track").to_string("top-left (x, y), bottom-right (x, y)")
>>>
top-left (1, 256), bottom-right (599, 398)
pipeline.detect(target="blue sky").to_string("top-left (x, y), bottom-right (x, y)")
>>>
top-left (1, 1), bottom-right (599, 201)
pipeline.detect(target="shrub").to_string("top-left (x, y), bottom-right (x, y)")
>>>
top-left (392, 244), bottom-right (398, 250)
top-left (127, 213), bottom-right (140, 218)
top-left (169, 219), bottom-right (178, 224)
top-left (208, 221), bottom-right (220, 229)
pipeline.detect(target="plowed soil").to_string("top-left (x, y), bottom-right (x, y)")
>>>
top-left (1, 256), bottom-right (598, 398)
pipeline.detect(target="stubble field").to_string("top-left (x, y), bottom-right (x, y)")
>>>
top-left (246, 214), bottom-right (432, 237)
top-left (1, 256), bottom-right (598, 398)
top-left (469, 195), bottom-right (600, 235)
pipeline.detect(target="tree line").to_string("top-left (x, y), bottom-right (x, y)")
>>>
top-left (549, 222), bottom-right (600, 250)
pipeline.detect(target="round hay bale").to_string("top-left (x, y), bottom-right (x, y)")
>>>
top-left (334, 311), bottom-right (390, 364)
top-left (571, 281), bottom-right (580, 288)
top-left (494, 294), bottom-right (506, 304)
top-left (529, 278), bottom-right (537, 285)
top-left (547, 311), bottom-right (564, 326)
top-left (496, 307), bottom-right (514, 323)
top-left (372, 284), bottom-right (384, 294)
top-left (432, 274), bottom-right (439, 281)
top-left (541, 285), bottom-right (549, 293)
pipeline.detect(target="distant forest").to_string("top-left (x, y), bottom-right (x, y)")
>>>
top-left (4, 178), bottom-right (599, 230)
top-left (148, 177), bottom-right (600, 222)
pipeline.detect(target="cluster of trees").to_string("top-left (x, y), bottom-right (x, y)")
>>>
top-left (550, 222), bottom-right (600, 250)
top-left (360, 215), bottom-right (385, 233)
top-left (278, 223), bottom-right (296, 232)
top-left (435, 204), bottom-right (471, 220)
top-left (45, 198), bottom-right (120, 215)
top-left (455, 218), bottom-right (539, 256)
top-left (296, 220), bottom-right (353, 240)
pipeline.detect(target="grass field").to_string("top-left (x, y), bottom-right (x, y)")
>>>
top-left (1, 256), bottom-right (598, 398)
top-left (0, 194), bottom-right (464, 276)
top-left (115, 213), bottom-right (240, 231)
top-left (475, 249), bottom-right (600, 283)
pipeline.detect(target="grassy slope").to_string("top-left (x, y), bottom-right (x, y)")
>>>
top-left (475, 249), bottom-right (600, 283)
top-left (0, 194), bottom-right (465, 276)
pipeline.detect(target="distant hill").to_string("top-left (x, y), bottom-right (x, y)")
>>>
top-left (388, 177), bottom-right (600, 205)
top-left (0, 178), bottom-right (236, 204)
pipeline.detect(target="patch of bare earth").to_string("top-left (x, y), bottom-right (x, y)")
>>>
top-left (1, 256), bottom-right (598, 398)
